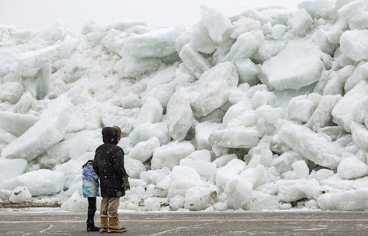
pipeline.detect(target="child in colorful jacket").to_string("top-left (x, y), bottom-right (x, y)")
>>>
top-left (82, 160), bottom-right (100, 232)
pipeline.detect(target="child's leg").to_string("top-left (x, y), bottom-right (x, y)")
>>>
top-left (87, 197), bottom-right (96, 221)
top-left (86, 197), bottom-right (99, 231)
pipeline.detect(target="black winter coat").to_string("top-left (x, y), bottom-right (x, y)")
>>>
top-left (93, 127), bottom-right (128, 197)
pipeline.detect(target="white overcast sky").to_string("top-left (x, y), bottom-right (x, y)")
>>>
top-left (0, 0), bottom-right (302, 31)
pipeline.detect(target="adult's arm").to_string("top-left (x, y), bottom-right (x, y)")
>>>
top-left (112, 147), bottom-right (128, 179)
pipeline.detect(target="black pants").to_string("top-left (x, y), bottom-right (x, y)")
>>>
top-left (88, 197), bottom-right (96, 212)
top-left (87, 197), bottom-right (97, 225)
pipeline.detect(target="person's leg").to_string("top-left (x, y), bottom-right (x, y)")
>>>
top-left (86, 197), bottom-right (99, 232)
top-left (108, 197), bottom-right (127, 233)
top-left (99, 197), bottom-right (109, 233)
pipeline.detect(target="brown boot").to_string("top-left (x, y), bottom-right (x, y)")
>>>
top-left (100, 216), bottom-right (108, 233)
top-left (108, 217), bottom-right (127, 233)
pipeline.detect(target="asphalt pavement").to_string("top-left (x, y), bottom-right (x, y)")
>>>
top-left (1, 208), bottom-right (368, 236)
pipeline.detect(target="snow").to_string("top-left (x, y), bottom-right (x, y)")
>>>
top-left (2, 0), bottom-right (368, 213)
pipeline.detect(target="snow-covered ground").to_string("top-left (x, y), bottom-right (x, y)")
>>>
top-left (2, 0), bottom-right (368, 212)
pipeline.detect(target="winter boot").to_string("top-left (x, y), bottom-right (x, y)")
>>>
top-left (86, 209), bottom-right (100, 232)
top-left (108, 217), bottom-right (127, 233)
top-left (100, 216), bottom-right (108, 233)
top-left (87, 220), bottom-right (100, 232)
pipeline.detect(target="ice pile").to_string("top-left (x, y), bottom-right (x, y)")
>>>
top-left (2, 0), bottom-right (368, 212)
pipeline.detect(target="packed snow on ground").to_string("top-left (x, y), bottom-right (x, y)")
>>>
top-left (2, 0), bottom-right (368, 212)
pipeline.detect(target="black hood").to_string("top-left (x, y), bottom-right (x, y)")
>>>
top-left (102, 127), bottom-right (118, 144)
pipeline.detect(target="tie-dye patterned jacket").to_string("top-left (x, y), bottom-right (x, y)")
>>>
top-left (82, 162), bottom-right (100, 198)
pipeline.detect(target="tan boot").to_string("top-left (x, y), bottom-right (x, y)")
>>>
top-left (108, 217), bottom-right (127, 233)
top-left (100, 216), bottom-right (108, 233)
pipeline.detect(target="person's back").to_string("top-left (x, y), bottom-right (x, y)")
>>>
top-left (93, 126), bottom-right (128, 233)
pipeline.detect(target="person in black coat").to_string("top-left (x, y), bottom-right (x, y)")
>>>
top-left (93, 126), bottom-right (128, 233)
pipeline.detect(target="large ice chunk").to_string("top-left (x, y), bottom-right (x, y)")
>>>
top-left (9, 186), bottom-right (32, 203)
top-left (128, 137), bottom-right (160, 163)
top-left (121, 27), bottom-right (183, 58)
top-left (337, 0), bottom-right (367, 20)
top-left (0, 169), bottom-right (64, 196)
top-left (125, 156), bottom-right (146, 179)
top-left (349, 12), bottom-right (368, 30)
top-left (113, 57), bottom-right (163, 77)
top-left (129, 123), bottom-right (170, 146)
top-left (230, 16), bottom-right (262, 39)
top-left (306, 95), bottom-right (341, 132)
top-left (191, 62), bottom-right (238, 117)
top-left (134, 97), bottom-right (163, 128)
top-left (1, 96), bottom-right (73, 161)
top-left (318, 189), bottom-right (368, 210)
top-left (287, 94), bottom-right (321, 123)
top-left (151, 141), bottom-right (195, 170)
top-left (216, 159), bottom-right (246, 191)
top-left (278, 121), bottom-right (343, 169)
top-left (332, 81), bottom-right (368, 132)
top-left (261, 40), bottom-right (324, 90)
top-left (198, 7), bottom-right (232, 43)
top-left (0, 112), bottom-right (39, 137)
top-left (195, 122), bottom-right (223, 150)
top-left (340, 30), bottom-right (368, 61)
top-left (184, 186), bottom-right (217, 211)
top-left (289, 9), bottom-right (313, 36)
top-left (180, 158), bottom-right (217, 181)
top-left (166, 88), bottom-right (193, 141)
top-left (277, 179), bottom-right (321, 202)
top-left (235, 59), bottom-right (260, 85)
top-left (0, 82), bottom-right (24, 104)
top-left (209, 126), bottom-right (261, 149)
top-left (224, 30), bottom-right (264, 62)
top-left (298, 0), bottom-right (335, 18)
top-left (345, 61), bottom-right (368, 92)
top-left (168, 166), bottom-right (201, 198)
top-left (350, 122), bottom-right (368, 151)
top-left (178, 43), bottom-right (211, 79)
top-left (337, 156), bottom-right (368, 179)
top-left (0, 158), bottom-right (27, 182)
top-left (224, 176), bottom-right (252, 209)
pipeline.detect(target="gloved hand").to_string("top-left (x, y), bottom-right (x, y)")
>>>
top-left (123, 177), bottom-right (130, 191)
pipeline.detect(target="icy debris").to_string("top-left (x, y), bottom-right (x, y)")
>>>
top-left (9, 186), bottom-right (32, 203)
